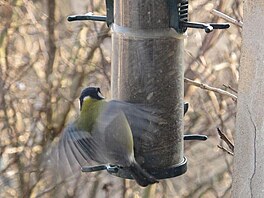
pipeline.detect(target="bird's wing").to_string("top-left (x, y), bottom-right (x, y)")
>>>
top-left (92, 109), bottom-right (135, 166)
top-left (103, 100), bottom-right (163, 141)
top-left (47, 124), bottom-right (104, 195)
top-left (55, 123), bottom-right (108, 177)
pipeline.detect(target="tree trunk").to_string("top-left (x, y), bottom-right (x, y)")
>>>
top-left (111, 0), bottom-right (184, 169)
top-left (233, 0), bottom-right (264, 197)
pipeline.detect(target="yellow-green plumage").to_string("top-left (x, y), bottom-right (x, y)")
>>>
top-left (75, 98), bottom-right (106, 131)
top-left (75, 97), bottom-right (134, 161)
top-left (59, 87), bottom-right (158, 187)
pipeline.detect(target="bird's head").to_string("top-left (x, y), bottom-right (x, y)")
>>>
top-left (79, 87), bottom-right (105, 110)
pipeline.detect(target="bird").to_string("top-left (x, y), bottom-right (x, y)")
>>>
top-left (57, 87), bottom-right (160, 187)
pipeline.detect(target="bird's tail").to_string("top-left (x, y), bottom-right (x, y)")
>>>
top-left (129, 161), bottom-right (158, 187)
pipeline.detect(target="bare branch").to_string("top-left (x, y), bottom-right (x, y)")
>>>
top-left (217, 128), bottom-right (234, 152)
top-left (184, 78), bottom-right (237, 101)
top-left (223, 84), bottom-right (238, 94)
top-left (217, 145), bottom-right (234, 156)
top-left (211, 9), bottom-right (243, 28)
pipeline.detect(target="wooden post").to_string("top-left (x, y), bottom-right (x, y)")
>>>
top-left (111, 0), bottom-right (184, 169)
top-left (233, 0), bottom-right (264, 197)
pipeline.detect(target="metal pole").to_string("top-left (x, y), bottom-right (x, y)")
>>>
top-left (111, 0), bottom-right (184, 169)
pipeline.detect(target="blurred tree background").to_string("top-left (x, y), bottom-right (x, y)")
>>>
top-left (0, 0), bottom-right (242, 197)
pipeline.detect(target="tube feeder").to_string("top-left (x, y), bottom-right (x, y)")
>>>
top-left (67, 0), bottom-right (229, 181)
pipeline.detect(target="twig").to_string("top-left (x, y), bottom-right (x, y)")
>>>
top-left (102, 182), bottom-right (113, 198)
top-left (35, 173), bottom-right (82, 197)
top-left (211, 9), bottom-right (243, 28)
top-left (217, 145), bottom-right (234, 156)
top-left (217, 128), bottom-right (234, 152)
top-left (223, 84), bottom-right (238, 94)
top-left (184, 78), bottom-right (237, 101)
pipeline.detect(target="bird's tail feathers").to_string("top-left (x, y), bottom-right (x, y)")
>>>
top-left (129, 161), bottom-right (158, 187)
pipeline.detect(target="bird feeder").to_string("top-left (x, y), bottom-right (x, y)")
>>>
top-left (67, 0), bottom-right (228, 181)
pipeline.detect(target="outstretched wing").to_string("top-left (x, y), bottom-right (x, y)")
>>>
top-left (93, 110), bottom-right (135, 167)
top-left (54, 123), bottom-right (108, 180)
top-left (55, 100), bottom-right (184, 173)
top-left (102, 100), bottom-right (162, 142)
top-left (47, 123), bottom-right (109, 196)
